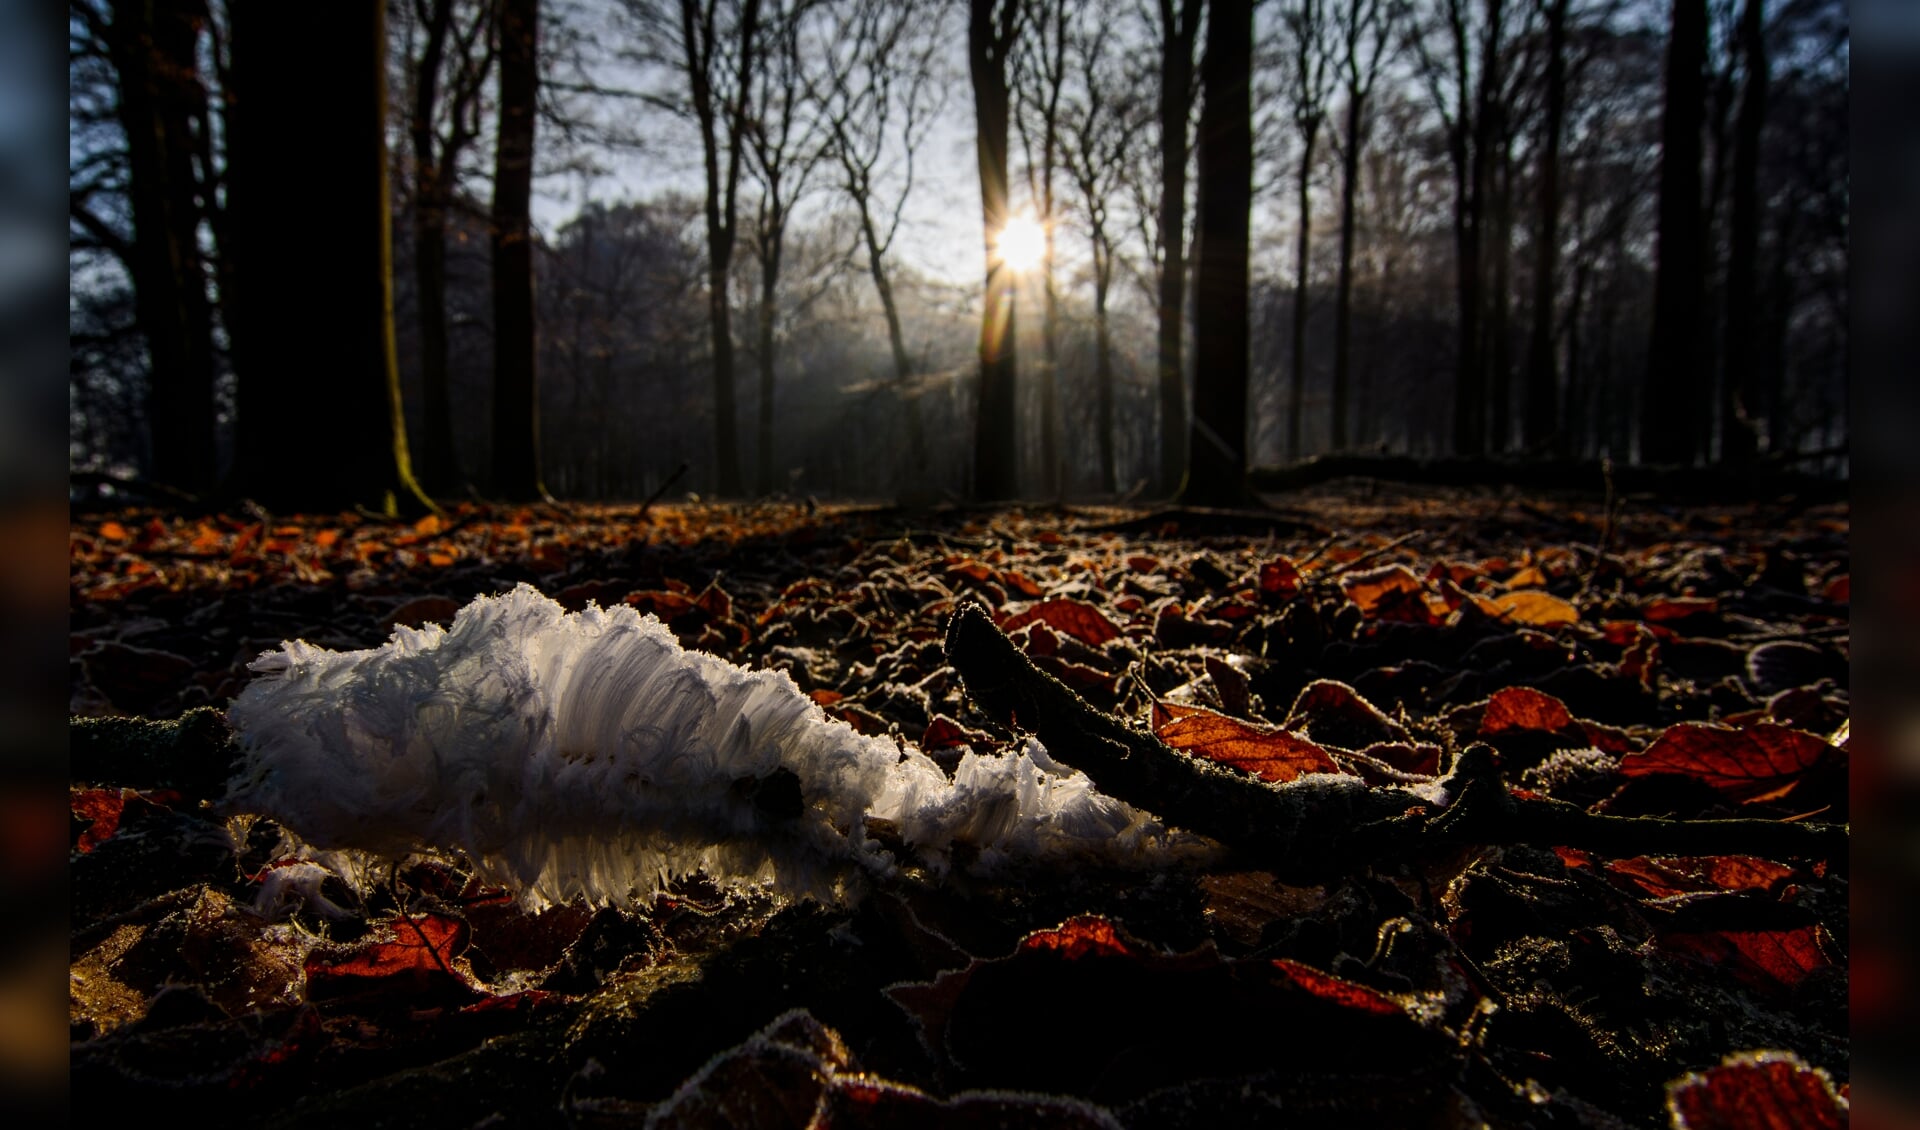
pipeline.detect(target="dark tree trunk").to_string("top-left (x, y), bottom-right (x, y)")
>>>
top-left (1183, 0), bottom-right (1253, 506)
top-left (755, 231), bottom-right (781, 496)
top-left (1642, 0), bottom-right (1709, 465)
top-left (1720, 0), bottom-right (1768, 463)
top-left (225, 0), bottom-right (431, 514)
top-left (1488, 133), bottom-right (1513, 453)
top-left (1447, 3), bottom-right (1484, 457)
top-left (1330, 85), bottom-right (1364, 451)
top-left (683, 0), bottom-right (760, 498)
top-left (1155, 0), bottom-right (1203, 494)
top-left (491, 0), bottom-right (544, 499)
top-left (1522, 0), bottom-right (1568, 453)
top-left (108, 0), bottom-right (218, 495)
top-left (1094, 246), bottom-right (1117, 496)
top-left (854, 202), bottom-right (926, 462)
top-left (970, 0), bottom-right (1018, 501)
top-left (1287, 122), bottom-right (1317, 462)
top-left (410, 0), bottom-right (461, 496)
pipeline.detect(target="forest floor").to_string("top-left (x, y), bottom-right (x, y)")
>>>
top-left (68, 483), bottom-right (1850, 1128)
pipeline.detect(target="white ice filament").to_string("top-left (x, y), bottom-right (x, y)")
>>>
top-left (226, 584), bottom-right (1207, 907)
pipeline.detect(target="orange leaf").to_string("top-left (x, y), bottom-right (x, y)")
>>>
top-left (1619, 723), bottom-right (1840, 802)
top-left (1000, 599), bottom-right (1123, 647)
top-left (98, 520), bottom-right (130, 541)
top-left (1152, 702), bottom-right (1343, 783)
top-left (1480, 686), bottom-right (1576, 735)
top-left (1488, 589), bottom-right (1579, 626)
top-left (1603, 854), bottom-right (1794, 900)
top-left (1340, 563), bottom-right (1424, 613)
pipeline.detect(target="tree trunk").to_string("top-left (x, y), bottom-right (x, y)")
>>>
top-left (1641, 0), bottom-right (1709, 465)
top-left (1287, 123), bottom-right (1317, 462)
top-left (226, 0), bottom-right (431, 514)
top-left (1330, 86), bottom-right (1364, 452)
top-left (855, 203), bottom-right (926, 467)
top-left (1094, 246), bottom-right (1117, 495)
top-left (411, 0), bottom-right (461, 496)
top-left (109, 0), bottom-right (218, 496)
top-left (491, 0), bottom-right (544, 500)
top-left (1183, 0), bottom-right (1253, 506)
top-left (1155, 0), bottom-right (1202, 495)
top-left (1522, 0), bottom-right (1567, 454)
top-left (1720, 0), bottom-right (1767, 463)
top-left (755, 232), bottom-right (781, 496)
top-left (1488, 133), bottom-right (1513, 453)
top-left (970, 0), bottom-right (1018, 501)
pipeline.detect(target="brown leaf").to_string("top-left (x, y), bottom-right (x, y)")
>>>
top-left (1152, 702), bottom-right (1343, 783)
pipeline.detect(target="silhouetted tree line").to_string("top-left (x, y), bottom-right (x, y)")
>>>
top-left (70, 0), bottom-right (1848, 508)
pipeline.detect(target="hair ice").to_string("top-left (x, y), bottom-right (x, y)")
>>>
top-left (226, 585), bottom-right (1208, 908)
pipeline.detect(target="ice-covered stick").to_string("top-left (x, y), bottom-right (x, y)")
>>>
top-left (223, 585), bottom-right (1210, 909)
top-left (943, 602), bottom-right (1848, 878)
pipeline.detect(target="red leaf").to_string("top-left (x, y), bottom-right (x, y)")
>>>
top-left (70, 788), bottom-right (128, 854)
top-left (305, 912), bottom-right (476, 1002)
top-left (1267, 958), bottom-right (1403, 1017)
top-left (624, 589), bottom-right (700, 620)
top-left (1619, 724), bottom-right (1841, 803)
top-left (1000, 599), bottom-right (1123, 648)
top-left (1019, 915), bottom-right (1135, 960)
top-left (1259, 558), bottom-right (1302, 599)
top-left (1480, 687), bottom-right (1576, 735)
top-left (1152, 702), bottom-right (1344, 783)
top-left (1822, 574), bottom-right (1848, 604)
top-left (1646, 597), bottom-right (1720, 623)
top-left (1666, 1050), bottom-right (1847, 1130)
top-left (1659, 926), bottom-right (1830, 992)
top-left (922, 715), bottom-right (992, 752)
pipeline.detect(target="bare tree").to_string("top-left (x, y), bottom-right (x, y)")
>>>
top-left (970, 0), bottom-right (1022, 501)
top-left (404, 0), bottom-right (495, 497)
top-left (1185, 0), bottom-right (1254, 504)
top-left (1642, 0), bottom-right (1708, 465)
top-left (1151, 0), bottom-right (1204, 494)
top-left (491, 0), bottom-right (547, 500)
top-left (1278, 0), bottom-right (1333, 462)
top-left (1061, 0), bottom-right (1149, 494)
top-left (811, 0), bottom-right (944, 486)
top-left (1328, 0), bottom-right (1395, 452)
top-left (623, 0), bottom-right (765, 496)
top-left (742, 0), bottom-right (830, 495)
top-left (1013, 0), bottom-right (1073, 498)
top-left (1719, 0), bottom-right (1766, 462)
top-left (1521, 0), bottom-right (1567, 452)
top-left (224, 0), bottom-right (432, 513)
top-left (75, 0), bottom-right (219, 495)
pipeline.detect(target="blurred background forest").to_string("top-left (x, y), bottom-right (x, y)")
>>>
top-left (68, 0), bottom-right (1849, 508)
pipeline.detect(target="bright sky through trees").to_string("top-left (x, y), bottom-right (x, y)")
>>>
top-left (994, 211), bottom-right (1046, 274)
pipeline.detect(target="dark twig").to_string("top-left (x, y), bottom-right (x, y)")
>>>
top-left (944, 604), bottom-right (1847, 881)
top-left (639, 461), bottom-right (692, 518)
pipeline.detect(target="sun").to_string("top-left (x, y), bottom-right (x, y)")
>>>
top-left (994, 212), bottom-right (1047, 274)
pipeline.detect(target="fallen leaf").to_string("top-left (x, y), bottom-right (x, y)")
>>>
top-left (1666, 1050), bottom-right (1846, 1130)
top-left (1152, 702), bottom-right (1343, 783)
top-left (1489, 589), bottom-right (1579, 626)
top-left (1619, 723), bottom-right (1842, 804)
top-left (1001, 599), bottom-right (1124, 648)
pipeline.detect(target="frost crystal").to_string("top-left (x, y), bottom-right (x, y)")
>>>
top-left (226, 584), bottom-right (1206, 907)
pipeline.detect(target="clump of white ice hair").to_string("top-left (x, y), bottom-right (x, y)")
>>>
top-left (226, 584), bottom-right (1207, 908)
